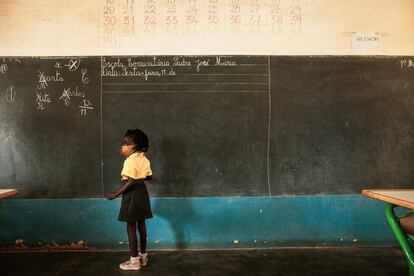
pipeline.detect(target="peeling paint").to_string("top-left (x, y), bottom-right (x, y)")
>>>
top-left (1, 241), bottom-right (95, 251)
top-left (0, 196), bottom-right (400, 249)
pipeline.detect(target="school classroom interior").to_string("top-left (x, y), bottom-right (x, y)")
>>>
top-left (1, 0), bottom-right (414, 275)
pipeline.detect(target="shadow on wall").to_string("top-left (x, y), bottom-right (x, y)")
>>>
top-left (151, 138), bottom-right (199, 249)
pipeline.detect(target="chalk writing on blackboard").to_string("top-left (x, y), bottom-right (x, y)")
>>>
top-left (59, 87), bottom-right (86, 106)
top-left (102, 56), bottom-right (268, 94)
top-left (102, 56), bottom-right (239, 79)
top-left (65, 59), bottom-right (81, 72)
top-left (5, 86), bottom-right (16, 103)
top-left (102, 56), bottom-right (238, 77)
top-left (79, 99), bottom-right (94, 116)
top-left (102, 57), bottom-right (176, 79)
top-left (172, 57), bottom-right (191, 66)
top-left (37, 71), bottom-right (64, 89)
top-left (0, 63), bottom-right (8, 75)
top-left (81, 68), bottom-right (90, 84)
top-left (401, 59), bottom-right (414, 69)
top-left (36, 91), bottom-right (52, 110)
top-left (195, 59), bottom-right (210, 72)
top-left (216, 56), bottom-right (237, 66)
top-left (1, 58), bottom-right (21, 64)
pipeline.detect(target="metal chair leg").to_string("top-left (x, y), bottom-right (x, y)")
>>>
top-left (385, 203), bottom-right (414, 276)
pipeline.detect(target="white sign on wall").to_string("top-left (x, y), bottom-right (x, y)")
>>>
top-left (351, 32), bottom-right (383, 54)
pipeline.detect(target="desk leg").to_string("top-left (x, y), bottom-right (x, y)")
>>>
top-left (385, 203), bottom-right (414, 276)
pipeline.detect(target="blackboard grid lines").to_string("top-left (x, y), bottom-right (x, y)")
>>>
top-left (267, 56), bottom-right (272, 196)
top-left (102, 82), bottom-right (268, 85)
top-left (239, 64), bottom-right (268, 67)
top-left (102, 74), bottom-right (269, 77)
top-left (173, 74), bottom-right (269, 76)
top-left (102, 64), bottom-right (267, 67)
top-left (100, 56), bottom-right (105, 198)
top-left (101, 91), bottom-right (269, 93)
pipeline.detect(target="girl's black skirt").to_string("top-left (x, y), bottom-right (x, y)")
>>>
top-left (118, 180), bottom-right (153, 222)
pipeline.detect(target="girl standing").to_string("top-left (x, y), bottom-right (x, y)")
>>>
top-left (106, 129), bottom-right (153, 271)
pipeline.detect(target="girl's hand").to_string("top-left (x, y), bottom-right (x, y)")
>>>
top-left (106, 193), bottom-right (118, 200)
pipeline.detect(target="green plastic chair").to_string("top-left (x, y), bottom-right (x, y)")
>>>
top-left (386, 204), bottom-right (414, 275)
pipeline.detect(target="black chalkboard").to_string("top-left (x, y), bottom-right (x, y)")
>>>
top-left (0, 57), bottom-right (101, 198)
top-left (101, 56), bottom-right (269, 197)
top-left (269, 56), bottom-right (414, 195)
top-left (1, 56), bottom-right (414, 198)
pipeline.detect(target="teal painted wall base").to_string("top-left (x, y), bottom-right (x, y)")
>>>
top-left (0, 195), bottom-right (398, 249)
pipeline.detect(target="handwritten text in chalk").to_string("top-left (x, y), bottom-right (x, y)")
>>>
top-left (5, 86), bottom-right (16, 103)
top-left (401, 59), bottom-right (414, 69)
top-left (79, 99), bottom-right (94, 116)
top-left (36, 91), bottom-right (52, 110)
top-left (59, 87), bottom-right (85, 106)
top-left (37, 71), bottom-right (64, 89)
top-left (101, 56), bottom-right (238, 78)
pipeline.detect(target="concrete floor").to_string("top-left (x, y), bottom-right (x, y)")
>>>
top-left (0, 247), bottom-right (408, 276)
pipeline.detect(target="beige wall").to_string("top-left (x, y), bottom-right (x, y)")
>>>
top-left (0, 0), bottom-right (413, 56)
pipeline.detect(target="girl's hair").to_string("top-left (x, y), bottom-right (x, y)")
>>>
top-left (125, 129), bottom-right (149, 152)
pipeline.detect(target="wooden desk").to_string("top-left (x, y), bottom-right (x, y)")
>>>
top-left (362, 189), bottom-right (414, 209)
top-left (0, 189), bottom-right (19, 200)
top-left (0, 189), bottom-right (19, 218)
top-left (362, 189), bottom-right (414, 276)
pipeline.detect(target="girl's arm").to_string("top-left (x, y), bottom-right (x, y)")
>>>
top-left (106, 177), bottom-right (135, 200)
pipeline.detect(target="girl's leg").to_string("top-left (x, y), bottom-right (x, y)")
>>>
top-left (137, 219), bottom-right (147, 253)
top-left (127, 221), bottom-right (138, 257)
